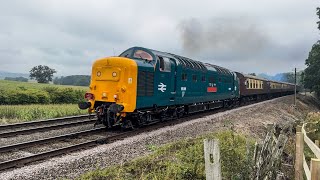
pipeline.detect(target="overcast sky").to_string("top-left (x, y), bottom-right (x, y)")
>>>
top-left (0, 0), bottom-right (319, 76)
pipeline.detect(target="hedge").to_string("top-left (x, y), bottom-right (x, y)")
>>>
top-left (0, 87), bottom-right (86, 105)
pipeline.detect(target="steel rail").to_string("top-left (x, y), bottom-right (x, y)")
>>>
top-left (0, 127), bottom-right (106, 153)
top-left (0, 119), bottom-right (97, 138)
top-left (0, 130), bottom-right (129, 171)
top-left (0, 114), bottom-right (94, 131)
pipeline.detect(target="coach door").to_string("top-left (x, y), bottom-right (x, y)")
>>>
top-left (157, 56), bottom-right (176, 104)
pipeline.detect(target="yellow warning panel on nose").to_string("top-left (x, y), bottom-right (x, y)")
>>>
top-left (95, 67), bottom-right (121, 81)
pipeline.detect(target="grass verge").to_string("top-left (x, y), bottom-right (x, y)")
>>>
top-left (79, 131), bottom-right (255, 180)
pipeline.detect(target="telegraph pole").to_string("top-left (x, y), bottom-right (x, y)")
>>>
top-left (294, 67), bottom-right (297, 107)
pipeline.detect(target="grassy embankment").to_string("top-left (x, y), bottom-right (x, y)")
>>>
top-left (0, 80), bottom-right (89, 123)
top-left (79, 131), bottom-right (255, 180)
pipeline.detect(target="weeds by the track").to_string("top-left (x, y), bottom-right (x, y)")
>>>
top-left (0, 104), bottom-right (88, 124)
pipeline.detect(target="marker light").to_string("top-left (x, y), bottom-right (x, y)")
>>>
top-left (85, 93), bottom-right (95, 100)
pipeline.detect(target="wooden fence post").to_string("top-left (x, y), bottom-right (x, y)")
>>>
top-left (310, 159), bottom-right (320, 180)
top-left (204, 139), bottom-right (221, 180)
top-left (295, 126), bottom-right (304, 180)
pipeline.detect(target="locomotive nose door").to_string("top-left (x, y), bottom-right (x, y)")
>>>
top-left (156, 56), bottom-right (177, 105)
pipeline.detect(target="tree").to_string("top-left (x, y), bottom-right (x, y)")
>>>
top-left (317, 7), bottom-right (320, 31)
top-left (304, 42), bottom-right (320, 96)
top-left (282, 71), bottom-right (303, 85)
top-left (304, 7), bottom-right (320, 97)
top-left (29, 65), bottom-right (57, 83)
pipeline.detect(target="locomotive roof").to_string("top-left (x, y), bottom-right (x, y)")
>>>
top-left (134, 46), bottom-right (233, 76)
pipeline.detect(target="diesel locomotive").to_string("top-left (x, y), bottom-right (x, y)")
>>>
top-left (79, 47), bottom-right (295, 129)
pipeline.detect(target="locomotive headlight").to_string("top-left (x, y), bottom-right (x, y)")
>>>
top-left (97, 71), bottom-right (101, 77)
top-left (102, 92), bottom-right (107, 97)
top-left (114, 94), bottom-right (118, 99)
top-left (112, 72), bottom-right (117, 77)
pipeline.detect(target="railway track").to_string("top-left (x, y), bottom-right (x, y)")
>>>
top-left (0, 96), bottom-right (285, 172)
top-left (0, 114), bottom-right (95, 131)
top-left (0, 127), bottom-right (108, 171)
top-left (0, 114), bottom-right (96, 137)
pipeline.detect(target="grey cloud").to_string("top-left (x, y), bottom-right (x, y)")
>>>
top-left (0, 0), bottom-right (318, 76)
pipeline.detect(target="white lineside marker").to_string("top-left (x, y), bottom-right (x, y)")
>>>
top-left (204, 139), bottom-right (221, 180)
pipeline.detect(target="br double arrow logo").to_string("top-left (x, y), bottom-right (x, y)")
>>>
top-left (158, 82), bottom-right (167, 92)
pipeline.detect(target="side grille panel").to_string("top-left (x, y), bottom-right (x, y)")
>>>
top-left (137, 71), bottom-right (154, 96)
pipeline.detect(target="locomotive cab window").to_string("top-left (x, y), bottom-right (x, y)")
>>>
top-left (158, 56), bottom-right (171, 72)
top-left (133, 50), bottom-right (153, 61)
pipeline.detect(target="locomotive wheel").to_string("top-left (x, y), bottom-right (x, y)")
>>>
top-left (122, 119), bottom-right (134, 130)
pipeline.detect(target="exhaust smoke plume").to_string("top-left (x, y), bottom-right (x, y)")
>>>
top-left (178, 17), bottom-right (271, 61)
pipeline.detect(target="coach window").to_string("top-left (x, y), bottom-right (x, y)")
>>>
top-left (133, 50), bottom-right (153, 61)
top-left (158, 56), bottom-right (171, 72)
top-left (182, 73), bottom-right (187, 81)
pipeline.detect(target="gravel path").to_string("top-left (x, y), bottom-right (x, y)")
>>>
top-left (0, 95), bottom-right (317, 180)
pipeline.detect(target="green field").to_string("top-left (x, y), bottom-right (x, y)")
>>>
top-left (0, 79), bottom-right (88, 91)
top-left (0, 104), bottom-right (88, 124)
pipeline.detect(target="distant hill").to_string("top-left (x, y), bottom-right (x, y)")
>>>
top-left (258, 73), bottom-right (285, 81)
top-left (0, 71), bottom-right (29, 79)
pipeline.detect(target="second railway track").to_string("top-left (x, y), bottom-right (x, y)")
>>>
top-left (0, 114), bottom-right (96, 137)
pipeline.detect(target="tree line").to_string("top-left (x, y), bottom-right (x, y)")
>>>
top-left (4, 77), bottom-right (28, 82)
top-left (53, 75), bottom-right (91, 86)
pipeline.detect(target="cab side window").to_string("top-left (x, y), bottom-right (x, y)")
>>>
top-left (158, 56), bottom-right (171, 72)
